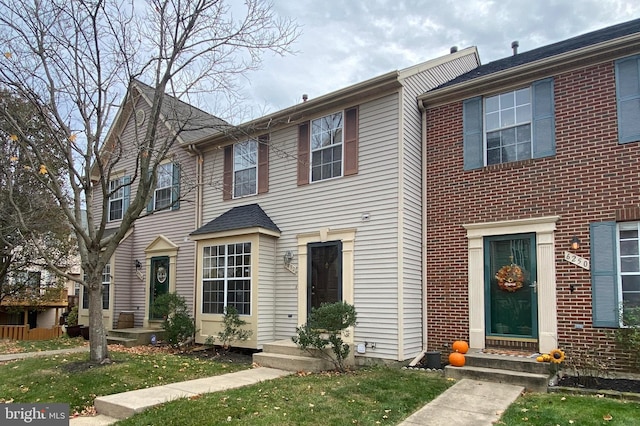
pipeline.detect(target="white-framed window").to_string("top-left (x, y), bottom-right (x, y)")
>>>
top-left (311, 112), bottom-right (343, 182)
top-left (82, 264), bottom-right (111, 310)
top-left (485, 87), bottom-right (532, 165)
top-left (109, 177), bottom-right (125, 221)
top-left (233, 140), bottom-right (257, 198)
top-left (155, 163), bottom-right (173, 210)
top-left (618, 222), bottom-right (640, 326)
top-left (202, 242), bottom-right (251, 315)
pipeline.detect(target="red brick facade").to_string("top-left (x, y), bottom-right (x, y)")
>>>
top-left (425, 60), bottom-right (640, 371)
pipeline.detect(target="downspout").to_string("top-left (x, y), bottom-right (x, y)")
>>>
top-left (409, 98), bottom-right (430, 366)
top-left (187, 143), bottom-right (204, 329)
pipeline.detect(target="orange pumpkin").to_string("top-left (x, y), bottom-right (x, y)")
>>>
top-left (448, 351), bottom-right (466, 367)
top-left (452, 340), bottom-right (469, 354)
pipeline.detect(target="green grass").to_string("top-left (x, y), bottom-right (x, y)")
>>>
top-left (499, 392), bottom-right (640, 425)
top-left (117, 367), bottom-right (452, 426)
top-left (0, 335), bottom-right (87, 353)
top-left (0, 348), bottom-right (250, 414)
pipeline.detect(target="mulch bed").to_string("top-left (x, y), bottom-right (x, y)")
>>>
top-left (556, 376), bottom-right (640, 394)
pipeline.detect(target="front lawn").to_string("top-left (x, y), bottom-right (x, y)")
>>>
top-left (118, 367), bottom-right (452, 426)
top-left (499, 392), bottom-right (640, 425)
top-left (0, 335), bottom-right (87, 354)
top-left (0, 345), bottom-right (250, 414)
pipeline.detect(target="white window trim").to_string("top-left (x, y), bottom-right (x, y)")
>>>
top-left (154, 162), bottom-right (173, 211)
top-left (483, 86), bottom-right (532, 166)
top-left (202, 242), bottom-right (252, 316)
top-left (616, 221), bottom-right (640, 327)
top-left (108, 177), bottom-right (125, 222)
top-left (310, 111), bottom-right (344, 183)
top-left (233, 140), bottom-right (258, 198)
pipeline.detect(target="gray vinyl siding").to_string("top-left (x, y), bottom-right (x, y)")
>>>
top-left (91, 97), bottom-right (198, 327)
top-left (200, 92), bottom-right (402, 359)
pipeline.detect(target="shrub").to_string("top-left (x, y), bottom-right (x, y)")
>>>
top-left (216, 306), bottom-right (252, 350)
top-left (151, 293), bottom-right (196, 348)
top-left (613, 305), bottom-right (640, 368)
top-left (292, 301), bottom-right (357, 372)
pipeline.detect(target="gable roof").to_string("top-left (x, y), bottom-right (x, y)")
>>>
top-left (419, 18), bottom-right (640, 106)
top-left (440, 18), bottom-right (640, 88)
top-left (132, 80), bottom-right (228, 145)
top-left (190, 203), bottom-right (280, 236)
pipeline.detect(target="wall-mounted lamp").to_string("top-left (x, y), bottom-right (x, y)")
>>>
top-left (135, 259), bottom-right (142, 271)
top-left (284, 250), bottom-right (294, 266)
top-left (570, 236), bottom-right (581, 250)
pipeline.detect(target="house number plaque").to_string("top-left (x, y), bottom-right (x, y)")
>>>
top-left (564, 251), bottom-right (590, 270)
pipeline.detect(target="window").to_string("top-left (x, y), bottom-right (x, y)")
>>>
top-left (311, 112), bottom-right (343, 182)
top-left (148, 163), bottom-right (180, 212)
top-left (618, 222), bottom-right (640, 325)
top-left (463, 78), bottom-right (554, 170)
top-left (108, 176), bottom-right (129, 221)
top-left (297, 107), bottom-right (358, 185)
top-left (202, 242), bottom-right (251, 315)
top-left (616, 55), bottom-right (640, 144)
top-left (233, 140), bottom-right (257, 197)
top-left (82, 264), bottom-right (111, 310)
top-left (485, 88), bottom-right (532, 165)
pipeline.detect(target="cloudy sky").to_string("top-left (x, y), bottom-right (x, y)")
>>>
top-left (228, 0), bottom-right (639, 121)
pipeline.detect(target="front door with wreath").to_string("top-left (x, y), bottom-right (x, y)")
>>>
top-left (484, 234), bottom-right (538, 341)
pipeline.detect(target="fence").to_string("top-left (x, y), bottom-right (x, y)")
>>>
top-left (0, 325), bottom-right (63, 341)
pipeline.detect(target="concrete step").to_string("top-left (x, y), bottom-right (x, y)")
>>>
top-left (253, 352), bottom-right (334, 372)
top-left (464, 351), bottom-right (549, 375)
top-left (262, 339), bottom-right (330, 358)
top-left (106, 336), bottom-right (138, 348)
top-left (107, 329), bottom-right (164, 346)
top-left (445, 365), bottom-right (550, 393)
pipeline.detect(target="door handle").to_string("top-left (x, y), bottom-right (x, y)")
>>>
top-left (530, 281), bottom-right (537, 293)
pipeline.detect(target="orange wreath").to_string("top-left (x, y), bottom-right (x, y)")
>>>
top-left (495, 264), bottom-right (524, 292)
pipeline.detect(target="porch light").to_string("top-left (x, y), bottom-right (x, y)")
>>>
top-left (284, 250), bottom-right (294, 266)
top-left (570, 236), bottom-right (581, 250)
top-left (135, 259), bottom-right (142, 270)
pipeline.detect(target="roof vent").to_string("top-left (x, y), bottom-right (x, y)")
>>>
top-left (450, 46), bottom-right (458, 53)
top-left (302, 94), bottom-right (308, 102)
top-left (511, 40), bottom-right (519, 56)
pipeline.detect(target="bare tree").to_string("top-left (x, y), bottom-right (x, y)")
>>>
top-left (0, 0), bottom-right (298, 362)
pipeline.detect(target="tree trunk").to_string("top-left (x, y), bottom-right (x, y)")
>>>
top-left (87, 279), bottom-right (109, 362)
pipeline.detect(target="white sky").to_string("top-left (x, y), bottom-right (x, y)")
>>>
top-left (226, 0), bottom-right (639, 122)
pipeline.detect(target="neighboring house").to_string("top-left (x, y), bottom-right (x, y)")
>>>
top-left (186, 48), bottom-right (479, 361)
top-left (418, 18), bottom-right (640, 370)
top-left (82, 80), bottom-right (224, 330)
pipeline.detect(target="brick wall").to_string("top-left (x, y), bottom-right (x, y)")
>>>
top-left (425, 60), bottom-right (640, 371)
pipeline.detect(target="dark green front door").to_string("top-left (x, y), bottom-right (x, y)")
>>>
top-left (150, 256), bottom-right (170, 320)
top-left (485, 234), bottom-right (538, 339)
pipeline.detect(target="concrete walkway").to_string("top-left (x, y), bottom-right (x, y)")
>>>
top-left (399, 379), bottom-right (524, 426)
top-left (2, 349), bottom-right (524, 425)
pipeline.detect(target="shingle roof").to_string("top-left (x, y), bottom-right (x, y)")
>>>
top-left (133, 80), bottom-right (228, 144)
top-left (190, 204), bottom-right (280, 236)
top-left (437, 18), bottom-right (640, 89)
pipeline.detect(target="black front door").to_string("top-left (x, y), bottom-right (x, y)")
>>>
top-left (307, 241), bottom-right (342, 316)
top-left (149, 256), bottom-right (170, 320)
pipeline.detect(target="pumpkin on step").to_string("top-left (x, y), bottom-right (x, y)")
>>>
top-left (448, 351), bottom-right (466, 367)
top-left (452, 340), bottom-right (469, 354)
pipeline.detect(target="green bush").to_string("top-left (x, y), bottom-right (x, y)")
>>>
top-left (292, 301), bottom-right (357, 372)
top-left (151, 293), bottom-right (196, 348)
top-left (215, 306), bottom-right (252, 350)
top-left (613, 304), bottom-right (640, 367)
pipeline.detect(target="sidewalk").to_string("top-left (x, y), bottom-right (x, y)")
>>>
top-left (0, 346), bottom-right (89, 362)
top-left (398, 378), bottom-right (524, 426)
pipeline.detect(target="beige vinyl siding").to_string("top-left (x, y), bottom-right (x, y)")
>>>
top-left (200, 92), bottom-right (402, 359)
top-left (257, 234), bottom-right (277, 347)
top-left (90, 96), bottom-right (199, 327)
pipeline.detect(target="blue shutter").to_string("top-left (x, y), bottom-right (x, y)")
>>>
top-left (147, 170), bottom-right (154, 213)
top-left (532, 78), bottom-right (555, 158)
top-left (590, 222), bottom-right (620, 327)
top-left (122, 175), bottom-right (130, 214)
top-left (463, 97), bottom-right (483, 170)
top-left (615, 55), bottom-right (640, 144)
top-left (171, 163), bottom-right (180, 211)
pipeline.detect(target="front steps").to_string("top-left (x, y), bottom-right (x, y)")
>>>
top-left (253, 339), bottom-right (353, 372)
top-left (107, 328), bottom-right (164, 347)
top-left (445, 350), bottom-right (551, 393)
